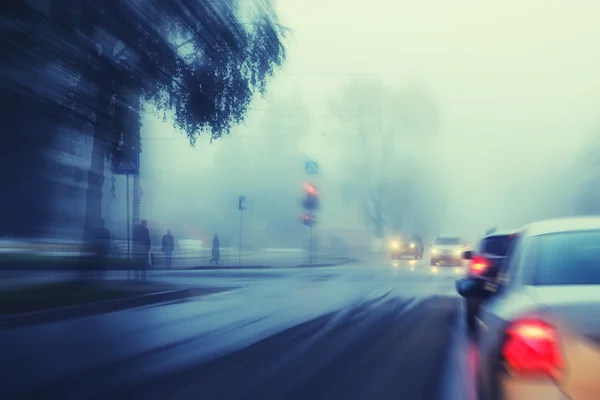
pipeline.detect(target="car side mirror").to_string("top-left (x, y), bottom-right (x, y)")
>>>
top-left (462, 250), bottom-right (474, 260)
top-left (455, 278), bottom-right (492, 298)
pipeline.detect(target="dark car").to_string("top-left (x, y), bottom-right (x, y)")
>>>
top-left (461, 229), bottom-right (519, 330)
top-left (456, 217), bottom-right (600, 399)
top-left (389, 234), bottom-right (423, 259)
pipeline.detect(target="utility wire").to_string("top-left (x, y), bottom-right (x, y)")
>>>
top-left (142, 132), bottom-right (361, 141)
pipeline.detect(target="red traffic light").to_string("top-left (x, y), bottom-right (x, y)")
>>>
top-left (302, 182), bottom-right (319, 211)
top-left (304, 182), bottom-right (318, 196)
top-left (301, 213), bottom-right (316, 226)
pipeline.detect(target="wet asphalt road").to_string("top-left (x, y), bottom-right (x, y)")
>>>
top-left (0, 255), bottom-right (476, 400)
top-left (138, 295), bottom-right (458, 400)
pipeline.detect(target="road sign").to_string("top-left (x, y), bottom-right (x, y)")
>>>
top-left (113, 151), bottom-right (139, 175)
top-left (304, 161), bottom-right (319, 175)
top-left (114, 161), bottom-right (137, 174)
top-left (238, 195), bottom-right (246, 210)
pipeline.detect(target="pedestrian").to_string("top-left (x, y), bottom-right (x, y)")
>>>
top-left (411, 234), bottom-right (423, 259)
top-left (132, 219), bottom-right (151, 280)
top-left (161, 229), bottom-right (175, 268)
top-left (91, 218), bottom-right (111, 281)
top-left (209, 234), bottom-right (220, 265)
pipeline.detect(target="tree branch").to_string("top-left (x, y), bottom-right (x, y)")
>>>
top-left (114, 47), bottom-right (126, 58)
top-left (176, 39), bottom-right (194, 49)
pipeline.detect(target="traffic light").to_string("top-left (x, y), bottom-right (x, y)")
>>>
top-left (302, 213), bottom-right (316, 227)
top-left (304, 182), bottom-right (318, 196)
top-left (303, 182), bottom-right (319, 210)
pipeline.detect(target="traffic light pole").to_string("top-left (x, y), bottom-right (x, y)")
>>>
top-left (126, 174), bottom-right (131, 277)
top-left (238, 208), bottom-right (244, 266)
top-left (302, 182), bottom-right (318, 265)
top-left (308, 224), bottom-right (313, 264)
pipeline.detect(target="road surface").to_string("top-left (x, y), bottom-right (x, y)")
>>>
top-left (0, 254), bottom-right (477, 400)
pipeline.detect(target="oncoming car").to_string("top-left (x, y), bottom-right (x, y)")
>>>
top-left (431, 236), bottom-right (464, 266)
top-left (389, 234), bottom-right (423, 260)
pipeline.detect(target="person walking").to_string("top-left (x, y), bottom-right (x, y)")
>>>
top-left (413, 234), bottom-right (424, 259)
top-left (132, 219), bottom-right (151, 280)
top-left (161, 229), bottom-right (175, 268)
top-left (209, 234), bottom-right (220, 265)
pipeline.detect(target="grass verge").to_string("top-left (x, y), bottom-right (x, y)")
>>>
top-left (0, 280), bottom-right (167, 315)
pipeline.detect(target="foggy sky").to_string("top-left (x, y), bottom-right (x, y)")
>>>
top-left (136, 0), bottom-right (600, 243)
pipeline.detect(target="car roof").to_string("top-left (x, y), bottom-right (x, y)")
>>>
top-left (524, 216), bottom-right (600, 237)
top-left (483, 228), bottom-right (519, 238)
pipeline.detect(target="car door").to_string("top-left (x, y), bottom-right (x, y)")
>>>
top-left (525, 232), bottom-right (600, 399)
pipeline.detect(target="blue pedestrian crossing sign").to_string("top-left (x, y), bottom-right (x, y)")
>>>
top-left (112, 150), bottom-right (140, 175)
top-left (304, 161), bottom-right (319, 175)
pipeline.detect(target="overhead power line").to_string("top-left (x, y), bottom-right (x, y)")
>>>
top-left (142, 131), bottom-right (362, 141)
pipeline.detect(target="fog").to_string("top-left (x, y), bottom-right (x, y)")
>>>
top-left (50, 0), bottom-right (600, 248)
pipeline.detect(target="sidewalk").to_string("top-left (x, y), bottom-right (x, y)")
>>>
top-left (179, 251), bottom-right (351, 269)
top-left (0, 252), bottom-right (360, 292)
top-left (0, 248), bottom-right (353, 270)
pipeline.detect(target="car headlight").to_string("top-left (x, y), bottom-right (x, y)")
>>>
top-left (410, 242), bottom-right (415, 248)
top-left (454, 248), bottom-right (462, 256)
top-left (432, 248), bottom-right (438, 254)
top-left (391, 241), bottom-right (400, 249)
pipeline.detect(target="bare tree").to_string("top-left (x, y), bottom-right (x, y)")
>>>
top-left (208, 93), bottom-right (311, 247)
top-left (329, 78), bottom-right (441, 238)
top-left (573, 129), bottom-right (600, 214)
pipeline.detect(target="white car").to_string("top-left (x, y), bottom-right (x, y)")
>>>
top-left (431, 236), bottom-right (464, 266)
top-left (457, 216), bottom-right (600, 399)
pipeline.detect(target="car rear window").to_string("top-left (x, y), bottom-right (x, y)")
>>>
top-left (435, 237), bottom-right (460, 245)
top-left (480, 235), bottom-right (514, 256)
top-left (535, 230), bottom-right (600, 285)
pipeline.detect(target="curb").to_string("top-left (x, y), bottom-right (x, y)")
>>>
top-left (0, 287), bottom-right (222, 330)
top-left (190, 265), bottom-right (276, 270)
top-left (294, 257), bottom-right (359, 268)
top-left (189, 257), bottom-right (360, 270)
top-left (0, 254), bottom-right (353, 271)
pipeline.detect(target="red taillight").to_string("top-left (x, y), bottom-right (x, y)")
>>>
top-left (502, 319), bottom-right (564, 379)
top-left (469, 256), bottom-right (488, 274)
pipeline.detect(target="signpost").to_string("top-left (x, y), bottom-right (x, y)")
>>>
top-left (126, 175), bottom-right (130, 271)
top-left (238, 195), bottom-right (246, 265)
top-left (303, 213), bottom-right (317, 264)
top-left (112, 150), bottom-right (140, 275)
